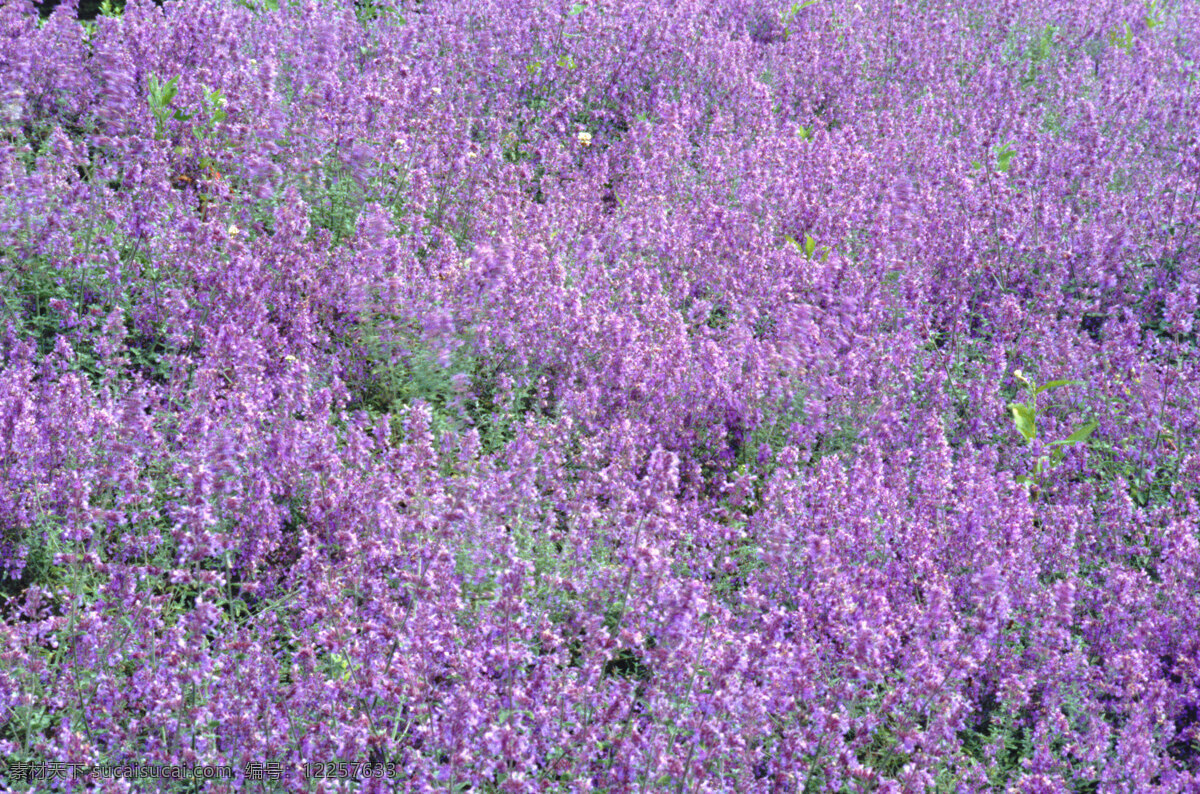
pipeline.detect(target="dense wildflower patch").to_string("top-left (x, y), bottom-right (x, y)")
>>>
top-left (2, 0), bottom-right (1199, 789)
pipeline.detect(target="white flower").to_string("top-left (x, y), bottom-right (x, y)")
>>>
top-left (577, 131), bottom-right (593, 147)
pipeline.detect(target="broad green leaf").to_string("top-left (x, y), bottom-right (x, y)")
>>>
top-left (804, 234), bottom-right (816, 258)
top-left (996, 143), bottom-right (1015, 173)
top-left (1034, 379), bottom-right (1082, 396)
top-left (160, 76), bottom-right (179, 105)
top-left (1063, 420), bottom-right (1098, 444)
top-left (1010, 403), bottom-right (1036, 441)
top-left (328, 653), bottom-right (351, 681)
top-left (785, 0), bottom-right (823, 18)
top-left (569, 3), bottom-right (586, 14)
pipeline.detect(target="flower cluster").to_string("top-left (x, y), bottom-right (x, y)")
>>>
top-left (1, 0), bottom-right (1199, 789)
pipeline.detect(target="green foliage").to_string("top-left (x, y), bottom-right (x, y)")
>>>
top-left (1013, 24), bottom-right (1062, 89)
top-left (1106, 2), bottom-right (1167, 54)
top-left (783, 233), bottom-right (823, 259)
top-left (0, 244), bottom-right (179, 389)
top-left (0, 699), bottom-right (56, 767)
top-left (233, 0), bottom-right (281, 12)
top-left (147, 74), bottom-right (230, 186)
top-left (708, 529), bottom-right (765, 607)
top-left (0, 515), bottom-right (68, 612)
top-left (1, 254), bottom-right (101, 376)
top-left (972, 140), bottom-right (1017, 174)
top-left (1085, 420), bottom-right (1187, 510)
top-left (302, 157), bottom-right (372, 248)
top-left (602, 647), bottom-right (652, 681)
top-left (956, 704), bottom-right (1033, 788)
top-left (1028, 24), bottom-right (1059, 63)
top-left (779, 0), bottom-right (825, 42)
top-left (1007, 370), bottom-right (1098, 498)
top-left (1109, 22), bottom-right (1136, 53)
top-left (352, 0), bottom-right (405, 26)
top-left (146, 74), bottom-right (184, 142)
top-left (1135, 248), bottom-right (1199, 348)
top-left (1145, 0), bottom-right (1167, 29)
top-left (339, 315), bottom-right (554, 462)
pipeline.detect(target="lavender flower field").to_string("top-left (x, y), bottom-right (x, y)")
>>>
top-left (3, 0), bottom-right (1200, 789)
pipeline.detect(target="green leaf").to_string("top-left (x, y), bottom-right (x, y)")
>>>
top-left (1147, 0), bottom-right (1164, 28)
top-left (996, 142), bottom-right (1015, 173)
top-left (784, 0), bottom-right (823, 19)
top-left (804, 234), bottom-right (816, 258)
top-left (159, 76), bottom-right (179, 106)
top-left (1063, 420), bottom-right (1098, 444)
top-left (1009, 403), bottom-right (1036, 442)
top-left (1034, 379), bottom-right (1082, 396)
top-left (327, 652), bottom-right (352, 681)
top-left (568, 3), bottom-right (586, 14)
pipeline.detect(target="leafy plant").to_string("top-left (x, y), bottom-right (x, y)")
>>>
top-left (779, 0), bottom-right (825, 42)
top-left (783, 232), bottom-right (824, 259)
top-left (972, 140), bottom-right (1017, 174)
top-left (1106, 0), bottom-right (1168, 54)
top-left (147, 75), bottom-right (232, 195)
top-left (338, 314), bottom-right (555, 463)
top-left (146, 74), bottom-right (185, 142)
top-left (1007, 370), bottom-right (1098, 498)
top-left (234, 0), bottom-right (280, 12)
top-left (1, 516), bottom-right (68, 613)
